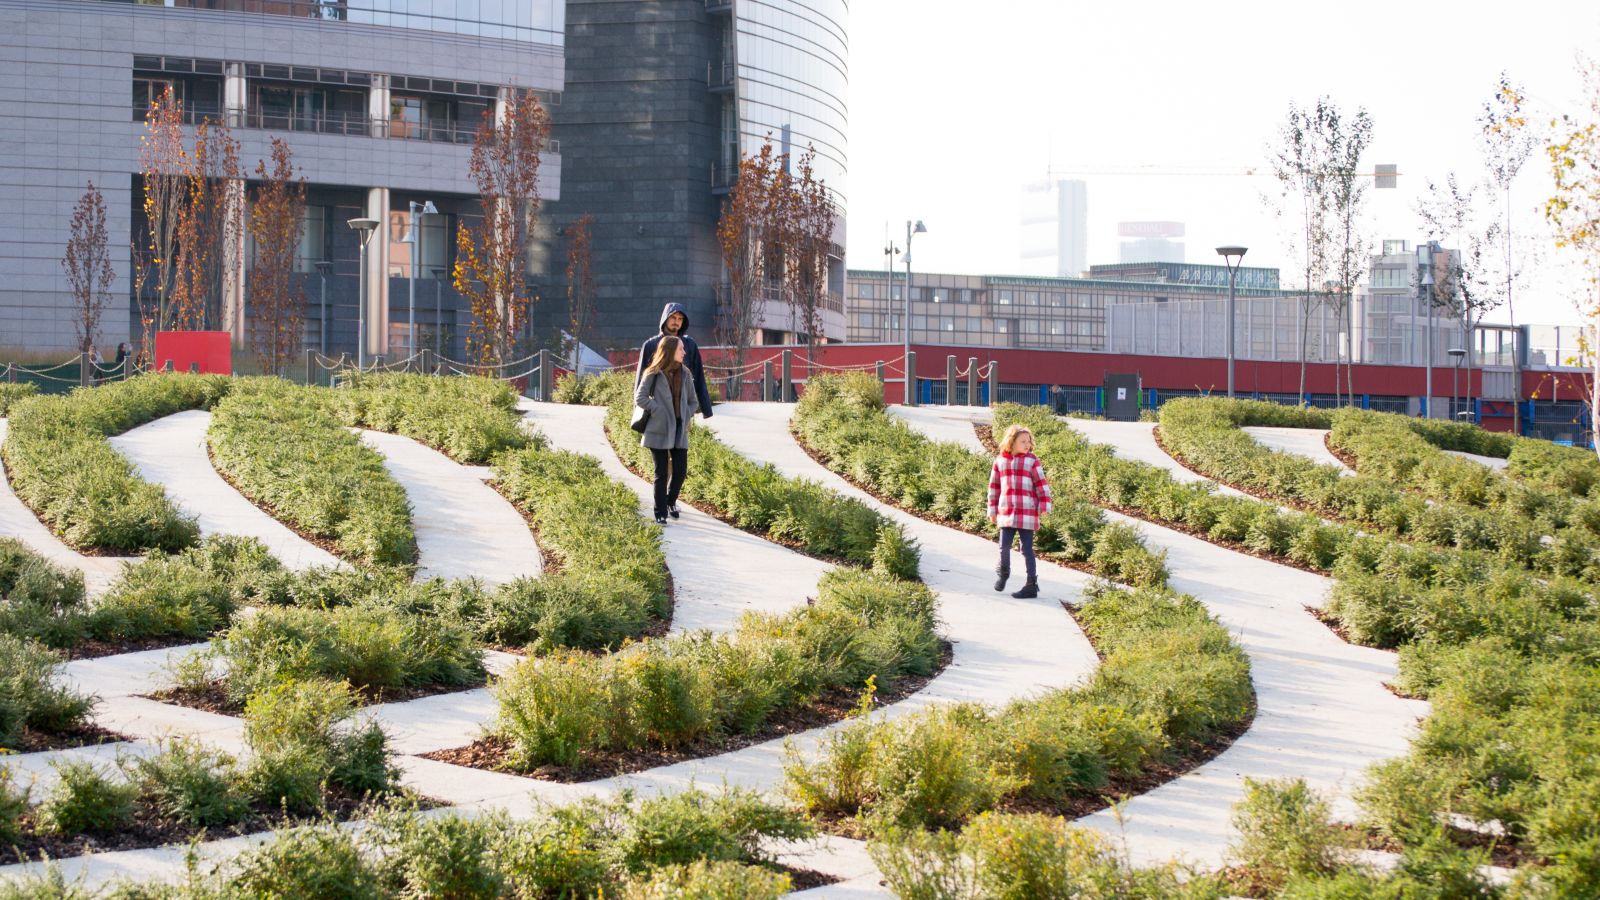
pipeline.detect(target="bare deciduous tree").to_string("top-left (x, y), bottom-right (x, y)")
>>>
top-left (247, 137), bottom-right (306, 376)
top-left (786, 144), bottom-right (838, 356)
top-left (454, 89), bottom-right (549, 369)
top-left (715, 140), bottom-right (783, 393)
top-left (564, 213), bottom-right (595, 371)
top-left (62, 182), bottom-right (113, 355)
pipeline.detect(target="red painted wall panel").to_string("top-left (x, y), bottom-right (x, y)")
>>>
top-left (153, 331), bottom-right (232, 376)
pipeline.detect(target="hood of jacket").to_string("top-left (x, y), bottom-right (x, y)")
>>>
top-left (658, 303), bottom-right (691, 336)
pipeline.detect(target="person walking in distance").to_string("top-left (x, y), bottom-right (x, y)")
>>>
top-left (636, 303), bottom-right (713, 421)
top-left (635, 336), bottom-right (700, 525)
top-left (988, 424), bottom-right (1052, 598)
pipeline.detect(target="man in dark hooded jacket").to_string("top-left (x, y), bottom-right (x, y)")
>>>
top-left (635, 302), bottom-right (713, 418)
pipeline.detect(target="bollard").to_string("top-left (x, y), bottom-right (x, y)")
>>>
top-left (418, 348), bottom-right (432, 377)
top-left (762, 361), bottom-right (774, 402)
top-left (726, 374), bottom-right (736, 403)
top-left (781, 349), bottom-right (794, 402)
top-left (80, 351), bottom-right (92, 387)
top-left (304, 348), bottom-right (314, 386)
top-left (876, 360), bottom-right (885, 383)
top-left (905, 351), bottom-right (918, 406)
top-left (987, 360), bottom-right (999, 407)
top-left (967, 357), bottom-right (978, 407)
top-left (5, 363), bottom-right (13, 383)
top-left (537, 349), bottom-right (552, 401)
top-left (945, 355), bottom-right (957, 406)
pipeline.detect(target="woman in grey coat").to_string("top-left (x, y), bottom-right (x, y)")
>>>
top-left (634, 335), bottom-right (701, 524)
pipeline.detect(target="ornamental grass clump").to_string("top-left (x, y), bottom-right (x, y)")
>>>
top-left (1227, 778), bottom-right (1349, 895)
top-left (0, 633), bottom-right (95, 750)
top-left (493, 569), bottom-right (939, 772)
top-left (241, 679), bottom-right (397, 813)
top-left (0, 538), bottom-right (89, 648)
top-left (0, 381), bottom-right (38, 415)
top-left (333, 372), bottom-right (531, 464)
top-left (208, 379), bottom-right (415, 567)
top-left (33, 760), bottom-right (137, 836)
top-left (2, 373), bottom-right (229, 552)
top-left (87, 534), bottom-right (285, 644)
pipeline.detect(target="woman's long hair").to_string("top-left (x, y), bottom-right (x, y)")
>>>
top-left (645, 335), bottom-right (684, 375)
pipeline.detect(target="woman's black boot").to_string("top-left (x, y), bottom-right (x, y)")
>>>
top-left (1011, 577), bottom-right (1038, 599)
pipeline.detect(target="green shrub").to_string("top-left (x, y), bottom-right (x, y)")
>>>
top-left (226, 825), bottom-right (381, 899)
top-left (0, 539), bottom-right (89, 648)
top-left (0, 767), bottom-right (28, 844)
top-left (369, 805), bottom-right (509, 900)
top-left (207, 379), bottom-right (415, 567)
top-left (499, 804), bottom-right (616, 897)
top-left (125, 737), bottom-right (250, 828)
top-left (620, 861), bottom-right (790, 900)
top-left (35, 760), bottom-right (137, 835)
top-left (241, 679), bottom-right (397, 812)
top-left (0, 381), bottom-right (38, 415)
top-left (0, 634), bottom-right (95, 748)
top-left (88, 536), bottom-right (283, 644)
top-left (615, 788), bottom-right (812, 873)
top-left (2, 374), bottom-right (227, 552)
top-left (1228, 778), bottom-right (1347, 894)
top-left (335, 372), bottom-right (531, 464)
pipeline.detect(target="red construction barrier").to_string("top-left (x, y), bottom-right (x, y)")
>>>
top-left (153, 331), bottom-right (232, 375)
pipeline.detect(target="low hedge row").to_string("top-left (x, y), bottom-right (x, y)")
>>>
top-left (2, 374), bottom-right (230, 552)
top-left (4, 788), bottom-right (808, 899)
top-left (585, 371), bottom-right (920, 579)
top-left (794, 373), bottom-right (1170, 588)
top-left (0, 679), bottom-right (395, 855)
top-left (493, 568), bottom-right (941, 771)
top-left (783, 582), bottom-right (1250, 833)
top-left (333, 372), bottom-right (531, 465)
top-left (1161, 398), bottom-right (1600, 582)
top-left (0, 381), bottom-right (38, 416)
top-left (207, 379), bottom-right (416, 568)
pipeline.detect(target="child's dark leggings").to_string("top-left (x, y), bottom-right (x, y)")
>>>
top-left (998, 527), bottom-right (1036, 579)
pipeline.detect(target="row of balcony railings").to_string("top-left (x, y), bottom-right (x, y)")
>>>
top-left (131, 104), bottom-right (559, 151)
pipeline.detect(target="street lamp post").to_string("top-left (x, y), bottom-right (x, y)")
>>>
top-left (314, 260), bottom-right (333, 357)
top-left (1448, 347), bottom-right (1466, 420)
top-left (347, 217), bottom-right (380, 369)
top-left (1216, 246), bottom-right (1248, 398)
top-left (902, 219), bottom-right (926, 404)
top-left (403, 200), bottom-right (437, 360)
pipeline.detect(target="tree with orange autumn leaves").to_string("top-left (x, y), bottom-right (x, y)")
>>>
top-left (453, 90), bottom-right (550, 368)
top-left (247, 138), bottom-right (307, 376)
top-left (715, 138), bottom-right (839, 392)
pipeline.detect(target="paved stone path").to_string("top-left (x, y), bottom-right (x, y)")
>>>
top-left (887, 404), bottom-right (1426, 868)
top-left (1446, 448), bottom-right (1509, 470)
top-left (358, 429), bottom-right (541, 585)
top-left (1242, 425), bottom-right (1354, 475)
top-left (1056, 416), bottom-right (1256, 498)
top-left (0, 420), bottom-right (137, 595)
top-left (108, 411), bottom-right (343, 571)
top-left (518, 401), bottom-right (828, 634)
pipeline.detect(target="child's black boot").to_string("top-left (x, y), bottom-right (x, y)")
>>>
top-left (993, 564), bottom-right (1009, 592)
top-left (1011, 577), bottom-right (1038, 599)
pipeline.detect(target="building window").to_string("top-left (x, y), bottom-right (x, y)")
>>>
top-left (1023, 291), bottom-right (1040, 305)
top-left (996, 290), bottom-right (1013, 305)
top-left (294, 205), bottom-right (329, 273)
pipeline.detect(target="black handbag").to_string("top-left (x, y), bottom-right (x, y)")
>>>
top-left (630, 404), bottom-right (651, 434)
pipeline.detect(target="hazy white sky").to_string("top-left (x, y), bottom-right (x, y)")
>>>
top-left (844, 0), bottom-right (1599, 326)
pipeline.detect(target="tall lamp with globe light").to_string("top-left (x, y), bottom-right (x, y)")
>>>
top-left (347, 217), bottom-right (379, 369)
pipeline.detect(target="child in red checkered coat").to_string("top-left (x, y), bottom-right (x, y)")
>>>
top-left (987, 424), bottom-right (1053, 598)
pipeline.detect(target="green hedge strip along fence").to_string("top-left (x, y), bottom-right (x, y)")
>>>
top-left (207, 379), bottom-right (417, 569)
top-left (998, 398), bottom-right (1600, 893)
top-left (793, 373), bottom-right (1170, 588)
top-left (2, 373), bottom-right (232, 553)
top-left (581, 371), bottom-right (920, 580)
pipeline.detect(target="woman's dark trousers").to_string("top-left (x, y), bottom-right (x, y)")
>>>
top-left (650, 445), bottom-right (688, 519)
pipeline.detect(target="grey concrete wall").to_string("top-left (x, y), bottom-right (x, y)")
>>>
top-left (0, 0), bottom-right (561, 352)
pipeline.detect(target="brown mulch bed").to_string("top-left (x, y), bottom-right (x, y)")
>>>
top-left (146, 674), bottom-right (492, 716)
top-left (0, 789), bottom-right (423, 867)
top-left (63, 633), bottom-right (215, 663)
top-left (6, 721), bottom-right (130, 754)
top-left (421, 641), bottom-right (953, 783)
top-left (1304, 605), bottom-right (1354, 643)
top-left (780, 865), bottom-right (840, 890)
top-left (1323, 432), bottom-right (1363, 472)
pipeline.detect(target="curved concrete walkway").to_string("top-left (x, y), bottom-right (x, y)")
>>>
top-left (358, 430), bottom-right (540, 585)
top-left (1059, 417), bottom-right (1256, 499)
top-left (108, 411), bottom-right (342, 571)
top-left (1446, 448), bottom-right (1509, 471)
top-left (1243, 426), bottom-right (1354, 475)
top-left (0, 420), bottom-right (137, 595)
top-left (518, 401), bottom-right (828, 635)
top-left (890, 405), bottom-right (1425, 869)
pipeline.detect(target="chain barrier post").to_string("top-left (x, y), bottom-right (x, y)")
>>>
top-left (304, 348), bottom-right (314, 386)
top-left (537, 348), bottom-right (551, 401)
top-left (781, 349), bottom-right (794, 402)
top-left (122, 356), bottom-right (132, 382)
top-left (4, 363), bottom-right (13, 384)
top-left (905, 351), bottom-right (918, 406)
top-left (945, 355), bottom-right (957, 406)
top-left (762, 360), bottom-right (773, 402)
top-left (876, 360), bottom-right (885, 383)
top-left (967, 357), bottom-right (978, 406)
top-left (420, 348), bottom-right (433, 376)
top-left (987, 361), bottom-right (999, 407)
top-left (79, 352), bottom-right (91, 388)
